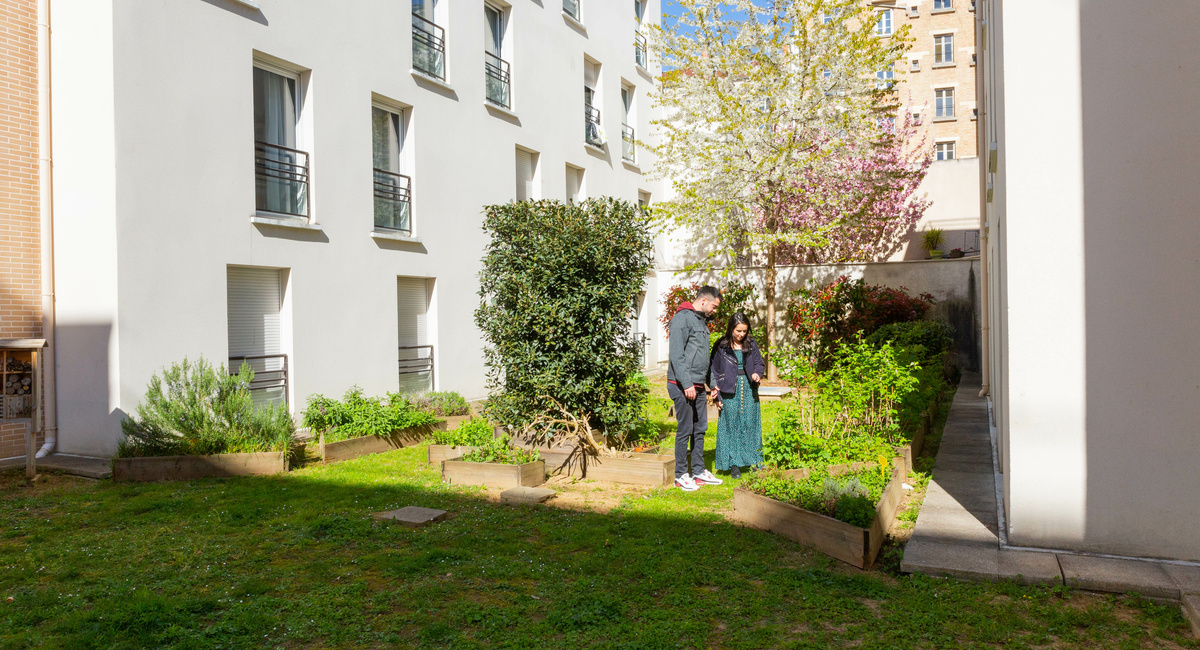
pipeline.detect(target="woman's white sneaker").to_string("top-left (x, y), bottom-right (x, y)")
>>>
top-left (693, 470), bottom-right (723, 486)
top-left (675, 473), bottom-right (699, 491)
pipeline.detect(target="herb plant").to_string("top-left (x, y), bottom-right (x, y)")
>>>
top-left (429, 419), bottom-right (496, 447)
top-left (741, 465), bottom-right (892, 527)
top-left (459, 436), bottom-right (541, 465)
top-left (405, 391), bottom-right (472, 417)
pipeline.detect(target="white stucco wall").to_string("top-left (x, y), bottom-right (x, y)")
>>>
top-left (51, 0), bottom-right (662, 456)
top-left (984, 0), bottom-right (1200, 560)
top-left (893, 156), bottom-right (982, 260)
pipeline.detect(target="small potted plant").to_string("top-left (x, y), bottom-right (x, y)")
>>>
top-left (921, 228), bottom-right (946, 259)
top-left (947, 247), bottom-right (965, 259)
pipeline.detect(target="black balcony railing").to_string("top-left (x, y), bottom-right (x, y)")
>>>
top-left (373, 169), bottom-right (412, 233)
top-left (230, 353), bottom-right (289, 407)
top-left (635, 31), bottom-right (647, 68)
top-left (398, 344), bottom-right (434, 393)
top-left (485, 52), bottom-right (511, 109)
top-left (621, 124), bottom-right (636, 163)
top-left (412, 14), bottom-right (446, 80)
top-left (585, 105), bottom-right (603, 147)
top-left (254, 141), bottom-right (309, 218)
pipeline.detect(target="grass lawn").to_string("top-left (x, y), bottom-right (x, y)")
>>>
top-left (2, 392), bottom-right (1197, 648)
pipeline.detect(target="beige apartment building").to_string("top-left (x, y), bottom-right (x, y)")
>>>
top-left (875, 0), bottom-right (981, 259)
top-left (0, 0), bottom-right (44, 461)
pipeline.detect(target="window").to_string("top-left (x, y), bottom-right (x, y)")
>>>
top-left (227, 266), bottom-right (288, 407)
top-left (515, 147), bottom-right (539, 201)
top-left (372, 106), bottom-right (410, 233)
top-left (876, 9), bottom-right (893, 36)
top-left (411, 0), bottom-right (445, 80)
top-left (934, 34), bottom-right (954, 64)
top-left (935, 88), bottom-right (955, 118)
top-left (397, 277), bottom-right (433, 394)
top-left (484, 5), bottom-right (511, 108)
top-left (936, 141), bottom-right (956, 160)
top-left (564, 0), bottom-right (580, 21)
top-left (934, 0), bottom-right (953, 9)
top-left (584, 60), bottom-right (603, 146)
top-left (565, 165), bottom-right (584, 203)
top-left (876, 66), bottom-right (895, 90)
top-left (621, 85), bottom-right (636, 163)
top-left (634, 0), bottom-right (647, 68)
top-left (253, 65), bottom-right (307, 218)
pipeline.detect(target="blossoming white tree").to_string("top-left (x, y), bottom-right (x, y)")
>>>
top-left (648, 0), bottom-right (915, 378)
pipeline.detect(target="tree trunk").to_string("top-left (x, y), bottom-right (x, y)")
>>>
top-left (765, 242), bottom-right (779, 381)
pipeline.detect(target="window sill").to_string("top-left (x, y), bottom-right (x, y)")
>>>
top-left (562, 11), bottom-right (587, 33)
top-left (230, 0), bottom-right (259, 7)
top-left (585, 142), bottom-right (606, 155)
top-left (484, 102), bottom-right (519, 120)
top-left (931, 8), bottom-right (956, 14)
top-left (635, 63), bottom-right (653, 79)
top-left (251, 214), bottom-right (322, 230)
top-left (370, 229), bottom-right (421, 244)
top-left (933, 115), bottom-right (957, 123)
top-left (411, 69), bottom-right (455, 93)
top-left (622, 160), bottom-right (641, 173)
top-left (932, 62), bottom-right (957, 69)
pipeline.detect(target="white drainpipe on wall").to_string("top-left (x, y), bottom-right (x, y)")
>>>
top-left (35, 0), bottom-right (57, 458)
top-left (976, 11), bottom-right (990, 400)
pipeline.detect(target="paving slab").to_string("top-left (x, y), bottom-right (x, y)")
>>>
top-left (901, 537), bottom-right (998, 581)
top-left (500, 486), bottom-right (556, 504)
top-left (373, 506), bottom-right (448, 528)
top-left (1058, 554), bottom-right (1180, 600)
top-left (1182, 594), bottom-right (1200, 637)
top-left (997, 549), bottom-right (1063, 586)
top-left (1163, 563), bottom-right (1200, 595)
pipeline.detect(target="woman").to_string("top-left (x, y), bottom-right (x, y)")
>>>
top-left (708, 312), bottom-right (766, 478)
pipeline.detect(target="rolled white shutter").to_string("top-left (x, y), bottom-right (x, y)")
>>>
top-left (227, 267), bottom-right (283, 406)
top-left (397, 277), bottom-right (431, 393)
top-left (516, 149), bottom-right (534, 201)
top-left (584, 61), bottom-right (599, 90)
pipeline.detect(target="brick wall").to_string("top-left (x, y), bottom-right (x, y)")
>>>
top-left (0, 0), bottom-right (43, 459)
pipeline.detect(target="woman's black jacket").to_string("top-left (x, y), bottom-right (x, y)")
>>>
top-left (708, 336), bottom-right (766, 397)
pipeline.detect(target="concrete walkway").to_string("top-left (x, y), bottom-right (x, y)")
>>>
top-left (0, 453), bottom-right (111, 479)
top-left (902, 374), bottom-right (1200, 634)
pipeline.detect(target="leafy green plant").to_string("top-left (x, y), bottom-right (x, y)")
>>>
top-left (405, 391), bottom-right (472, 417)
top-left (921, 228), bottom-right (946, 252)
top-left (741, 465), bottom-right (891, 527)
top-left (118, 358), bottom-right (295, 458)
top-left (763, 413), bottom-right (898, 469)
top-left (459, 435), bottom-right (541, 465)
top-left (476, 198), bottom-right (653, 440)
top-left (865, 320), bottom-right (953, 366)
top-left (302, 386), bottom-right (439, 444)
top-left (429, 419), bottom-right (495, 447)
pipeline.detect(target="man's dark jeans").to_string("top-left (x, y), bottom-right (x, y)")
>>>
top-left (667, 382), bottom-right (707, 479)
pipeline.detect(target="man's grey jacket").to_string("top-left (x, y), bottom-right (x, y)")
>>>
top-left (666, 304), bottom-right (711, 389)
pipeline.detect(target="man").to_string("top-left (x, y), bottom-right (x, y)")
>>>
top-left (667, 285), bottom-right (725, 491)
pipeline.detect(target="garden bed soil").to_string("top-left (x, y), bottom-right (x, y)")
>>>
top-left (112, 451), bottom-right (288, 482)
top-left (427, 444), bottom-right (480, 465)
top-left (442, 459), bottom-right (546, 489)
top-left (734, 457), bottom-right (906, 569)
top-left (320, 422), bottom-right (446, 464)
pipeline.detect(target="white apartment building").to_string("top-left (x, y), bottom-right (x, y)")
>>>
top-left (47, 0), bottom-right (662, 457)
top-left (979, 0), bottom-right (1200, 561)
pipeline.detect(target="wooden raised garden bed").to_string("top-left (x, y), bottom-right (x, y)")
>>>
top-left (112, 451), bottom-right (288, 482)
top-left (734, 458), bottom-right (906, 569)
top-left (539, 449), bottom-right (674, 487)
top-left (442, 459), bottom-right (546, 489)
top-left (320, 422), bottom-right (446, 464)
top-left (427, 444), bottom-right (480, 465)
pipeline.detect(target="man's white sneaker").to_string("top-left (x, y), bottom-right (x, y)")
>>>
top-left (675, 473), bottom-right (699, 491)
top-left (693, 470), bottom-right (723, 486)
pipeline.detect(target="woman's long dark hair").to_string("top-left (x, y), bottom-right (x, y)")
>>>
top-left (717, 312), bottom-right (753, 351)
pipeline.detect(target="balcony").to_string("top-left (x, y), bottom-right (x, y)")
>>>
top-left (412, 14), bottom-right (446, 80)
top-left (621, 124), bottom-right (636, 163)
top-left (254, 141), bottom-right (309, 218)
top-left (485, 52), bottom-right (511, 109)
top-left (635, 31), bottom-right (647, 68)
top-left (585, 105), bottom-right (603, 147)
top-left (373, 169), bottom-right (412, 233)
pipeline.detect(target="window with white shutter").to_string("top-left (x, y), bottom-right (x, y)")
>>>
top-left (397, 277), bottom-right (433, 393)
top-left (516, 148), bottom-right (538, 201)
top-left (565, 165), bottom-right (584, 203)
top-left (227, 266), bottom-right (286, 407)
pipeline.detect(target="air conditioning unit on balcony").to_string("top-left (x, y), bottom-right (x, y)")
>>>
top-left (907, 5), bottom-right (919, 18)
top-left (910, 59), bottom-right (921, 72)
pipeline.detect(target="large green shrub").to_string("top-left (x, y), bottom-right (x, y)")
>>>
top-left (302, 386), bottom-right (439, 444)
top-left (865, 320), bottom-right (953, 366)
top-left (476, 198), bottom-right (654, 439)
top-left (118, 358), bottom-right (295, 458)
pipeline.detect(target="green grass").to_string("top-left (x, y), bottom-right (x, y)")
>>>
top-left (1, 392), bottom-right (1196, 648)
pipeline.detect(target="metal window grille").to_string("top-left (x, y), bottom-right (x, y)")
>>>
top-left (398, 345), bottom-right (434, 393)
top-left (373, 169), bottom-right (412, 233)
top-left (635, 31), bottom-right (647, 68)
top-left (254, 141), bottom-right (309, 218)
top-left (585, 105), bottom-right (603, 146)
top-left (621, 124), bottom-right (635, 162)
top-left (229, 353), bottom-right (289, 407)
top-left (485, 52), bottom-right (511, 109)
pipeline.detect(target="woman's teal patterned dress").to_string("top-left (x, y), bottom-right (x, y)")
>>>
top-left (715, 350), bottom-right (764, 471)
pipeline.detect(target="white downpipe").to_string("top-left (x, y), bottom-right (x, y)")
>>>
top-left (976, 9), bottom-right (990, 400)
top-left (35, 0), bottom-right (57, 458)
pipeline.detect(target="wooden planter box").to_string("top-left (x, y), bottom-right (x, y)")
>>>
top-left (427, 444), bottom-right (480, 465)
top-left (541, 450), bottom-right (674, 487)
top-left (442, 415), bottom-right (472, 431)
top-left (735, 458), bottom-right (906, 569)
top-left (112, 451), bottom-right (287, 482)
top-left (441, 459), bottom-right (545, 489)
top-left (320, 422), bottom-right (445, 464)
